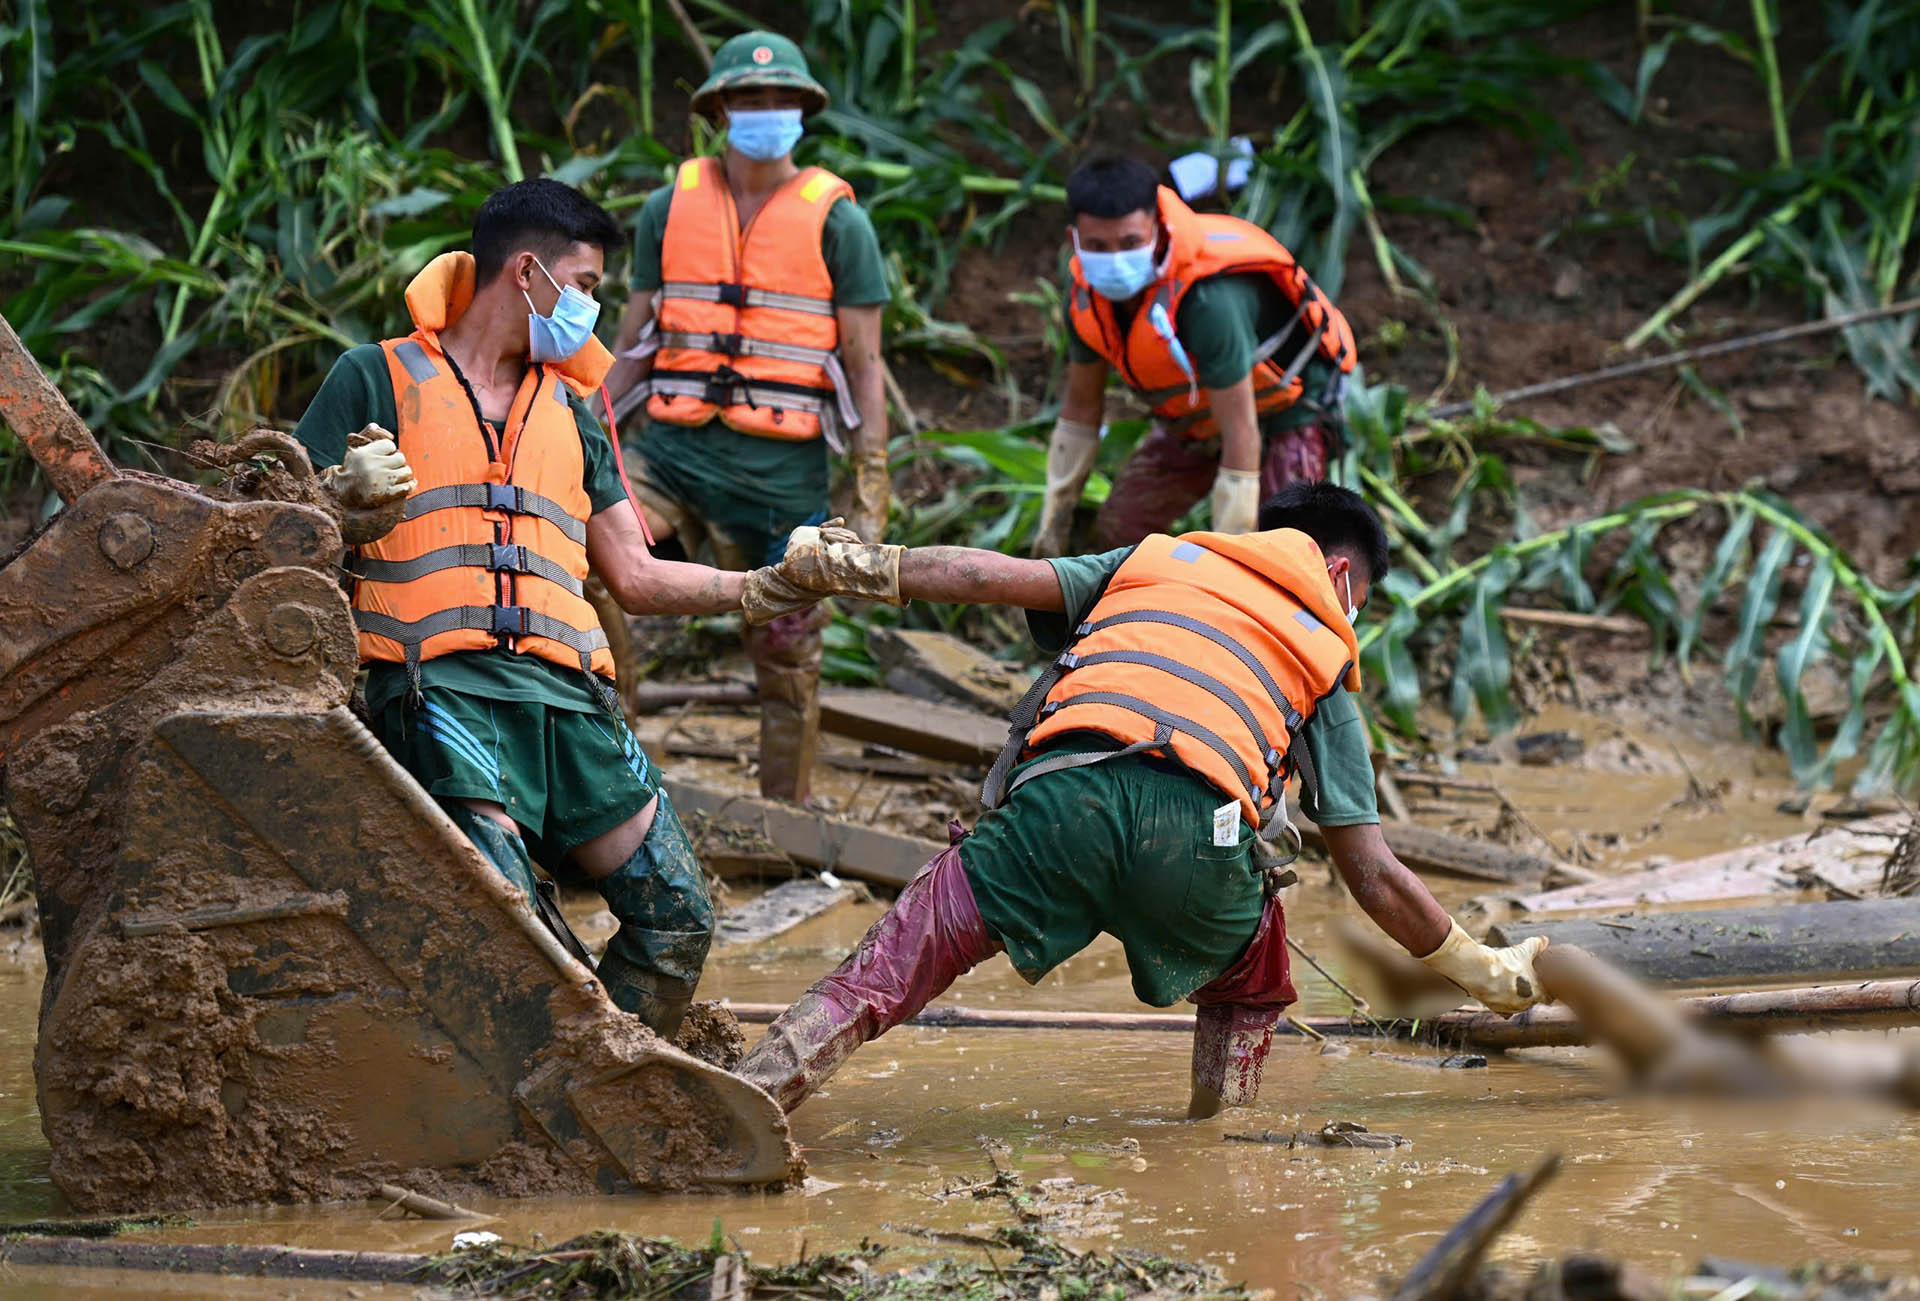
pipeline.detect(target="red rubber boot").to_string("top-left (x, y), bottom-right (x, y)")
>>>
top-left (737, 826), bottom-right (998, 1112)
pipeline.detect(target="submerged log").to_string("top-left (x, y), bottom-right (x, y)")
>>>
top-left (0, 1236), bottom-right (430, 1283)
top-left (1491, 898), bottom-right (1920, 986)
top-left (729, 976), bottom-right (1920, 1048)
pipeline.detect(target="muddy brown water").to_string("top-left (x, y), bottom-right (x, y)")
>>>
top-left (3, 711), bottom-right (1917, 1295)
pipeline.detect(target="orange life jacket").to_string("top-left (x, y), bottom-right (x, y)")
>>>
top-left (1067, 187), bottom-right (1356, 441)
top-left (985, 529), bottom-right (1362, 835)
top-left (643, 157), bottom-right (856, 442)
top-left (351, 251), bottom-right (619, 696)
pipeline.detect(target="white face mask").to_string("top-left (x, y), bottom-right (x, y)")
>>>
top-left (1338, 569), bottom-right (1359, 624)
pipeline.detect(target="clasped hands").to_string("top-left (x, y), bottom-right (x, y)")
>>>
top-left (741, 517), bottom-right (904, 625)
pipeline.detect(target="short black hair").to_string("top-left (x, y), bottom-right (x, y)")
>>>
top-left (472, 179), bottom-right (624, 285)
top-left (1066, 154), bottom-right (1160, 221)
top-left (1258, 482), bottom-right (1391, 584)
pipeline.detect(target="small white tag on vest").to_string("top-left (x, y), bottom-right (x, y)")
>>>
top-left (1212, 801), bottom-right (1239, 847)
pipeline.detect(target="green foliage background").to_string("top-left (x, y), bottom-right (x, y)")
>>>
top-left (2, 0), bottom-right (1919, 791)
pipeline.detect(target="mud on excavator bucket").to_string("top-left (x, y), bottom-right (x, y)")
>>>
top-left (0, 315), bottom-right (796, 1212)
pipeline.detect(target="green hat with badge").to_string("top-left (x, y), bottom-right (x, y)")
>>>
top-left (690, 31), bottom-right (829, 119)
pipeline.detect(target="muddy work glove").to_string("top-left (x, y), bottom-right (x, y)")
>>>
top-left (321, 424), bottom-right (415, 509)
top-left (1208, 465), bottom-right (1261, 535)
top-left (777, 516), bottom-right (906, 607)
top-left (740, 566), bottom-right (824, 626)
top-left (1030, 417), bottom-right (1100, 559)
top-left (846, 448), bottom-right (892, 544)
top-left (1416, 922), bottom-right (1549, 1015)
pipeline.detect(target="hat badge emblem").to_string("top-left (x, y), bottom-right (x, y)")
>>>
top-left (752, 45), bottom-right (772, 64)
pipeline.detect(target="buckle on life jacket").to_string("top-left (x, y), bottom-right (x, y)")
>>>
top-left (716, 282), bottom-right (748, 308)
top-left (485, 483), bottom-right (524, 515)
top-left (711, 331), bottom-right (745, 357)
top-left (491, 605), bottom-right (532, 638)
top-left (488, 543), bottom-right (528, 573)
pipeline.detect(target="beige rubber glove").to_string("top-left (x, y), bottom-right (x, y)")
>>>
top-left (1030, 417), bottom-right (1100, 559)
top-left (846, 448), bottom-right (892, 544)
top-left (1417, 922), bottom-right (1549, 1015)
top-left (779, 515), bottom-right (906, 605)
top-left (1208, 465), bottom-right (1261, 535)
top-left (321, 424), bottom-right (415, 509)
top-left (740, 566), bottom-right (821, 626)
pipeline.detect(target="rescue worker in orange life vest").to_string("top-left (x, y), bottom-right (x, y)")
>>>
top-left (604, 30), bottom-right (890, 806)
top-left (295, 179), bottom-right (813, 1039)
top-left (732, 484), bottom-right (1549, 1117)
top-left (1030, 154), bottom-right (1357, 558)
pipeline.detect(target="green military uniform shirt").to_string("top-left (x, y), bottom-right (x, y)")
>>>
top-left (957, 545), bottom-right (1379, 1006)
top-left (294, 343), bottom-right (630, 718)
top-left (628, 180), bottom-right (889, 563)
top-left (1066, 271), bottom-right (1339, 435)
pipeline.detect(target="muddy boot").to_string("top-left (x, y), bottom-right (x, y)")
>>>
top-left (1188, 1003), bottom-right (1283, 1119)
top-left (743, 606), bottom-right (825, 803)
top-left (738, 830), bottom-right (998, 1112)
top-left (592, 791), bottom-right (715, 1039)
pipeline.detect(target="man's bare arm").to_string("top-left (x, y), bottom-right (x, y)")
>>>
top-left (897, 548), bottom-right (1067, 610)
top-left (1320, 822), bottom-right (1450, 956)
top-left (1060, 357), bottom-right (1110, 425)
top-left (1208, 373), bottom-right (1261, 474)
top-left (604, 289), bottom-right (655, 402)
top-left (838, 304), bottom-right (888, 458)
top-left (587, 499), bottom-right (744, 614)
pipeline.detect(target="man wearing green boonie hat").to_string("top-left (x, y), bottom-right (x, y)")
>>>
top-left (608, 29), bottom-right (891, 806)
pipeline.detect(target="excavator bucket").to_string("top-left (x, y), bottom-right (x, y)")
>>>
top-left (0, 314), bottom-right (797, 1212)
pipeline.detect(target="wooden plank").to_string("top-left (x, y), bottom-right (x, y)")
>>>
top-left (868, 626), bottom-right (1028, 714)
top-left (1301, 817), bottom-right (1553, 885)
top-left (664, 736), bottom-right (959, 780)
top-left (1491, 897), bottom-right (1920, 986)
top-left (1515, 815), bottom-right (1902, 914)
top-left (664, 776), bottom-right (942, 889)
top-left (819, 689), bottom-right (1006, 766)
top-left (713, 877), bottom-right (854, 950)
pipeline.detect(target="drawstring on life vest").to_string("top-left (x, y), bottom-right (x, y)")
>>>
top-left (1148, 301), bottom-right (1199, 403)
top-left (600, 384), bottom-right (656, 548)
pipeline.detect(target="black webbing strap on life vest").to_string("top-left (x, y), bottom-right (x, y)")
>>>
top-left (347, 543), bottom-right (585, 598)
top-left (355, 605), bottom-right (611, 706)
top-left (403, 483), bottom-right (588, 546)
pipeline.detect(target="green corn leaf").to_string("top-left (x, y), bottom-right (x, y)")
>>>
top-left (1725, 527), bottom-right (1794, 735)
top-left (1449, 554), bottom-right (1519, 733)
top-left (1774, 553), bottom-right (1836, 783)
top-left (1810, 637), bottom-right (1885, 789)
top-left (1677, 504), bottom-right (1755, 669)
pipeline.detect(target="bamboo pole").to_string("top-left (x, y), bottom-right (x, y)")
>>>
top-left (725, 977), bottom-right (1920, 1049)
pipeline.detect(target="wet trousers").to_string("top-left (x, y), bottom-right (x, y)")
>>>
top-left (735, 823), bottom-right (1298, 1114)
top-left (1093, 420), bottom-right (1334, 550)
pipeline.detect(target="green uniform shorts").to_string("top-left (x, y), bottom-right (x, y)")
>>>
top-left (959, 748), bottom-right (1267, 1007)
top-left (371, 687), bottom-right (661, 864)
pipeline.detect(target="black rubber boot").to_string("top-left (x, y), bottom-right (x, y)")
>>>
top-left (592, 791), bottom-right (715, 1038)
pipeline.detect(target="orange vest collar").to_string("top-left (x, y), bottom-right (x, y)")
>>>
top-left (403, 251), bottom-right (614, 396)
top-left (1179, 527), bottom-right (1364, 691)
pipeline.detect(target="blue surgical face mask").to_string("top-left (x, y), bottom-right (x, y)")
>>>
top-left (525, 256), bottom-right (600, 363)
top-left (1073, 228), bottom-right (1159, 301)
top-left (727, 107), bottom-right (804, 161)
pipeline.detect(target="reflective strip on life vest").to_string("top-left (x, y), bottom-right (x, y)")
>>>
top-left (348, 543), bottom-right (586, 598)
top-left (647, 370), bottom-right (835, 415)
top-left (402, 482), bottom-right (588, 546)
top-left (1038, 690), bottom-right (1270, 815)
top-left (653, 329), bottom-right (839, 368)
top-left (658, 280), bottom-right (837, 317)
